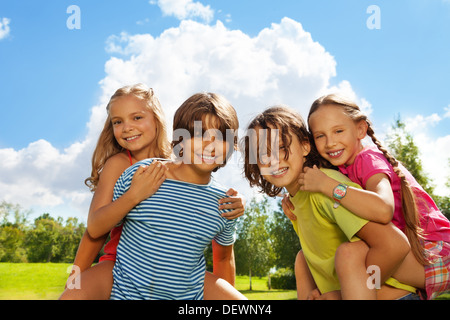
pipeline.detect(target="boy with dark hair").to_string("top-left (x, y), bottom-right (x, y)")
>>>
top-left (110, 92), bottom-right (243, 300)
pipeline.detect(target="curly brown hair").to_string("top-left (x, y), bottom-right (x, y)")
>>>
top-left (242, 105), bottom-right (332, 197)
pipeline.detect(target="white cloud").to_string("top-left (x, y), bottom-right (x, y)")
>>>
top-left (403, 113), bottom-right (441, 133)
top-left (0, 17), bottom-right (375, 220)
top-left (150, 0), bottom-right (214, 23)
top-left (444, 105), bottom-right (450, 118)
top-left (91, 17), bottom-right (359, 206)
top-left (378, 107), bottom-right (450, 197)
top-left (402, 110), bottom-right (450, 197)
top-left (0, 139), bottom-right (94, 219)
top-left (0, 17), bottom-right (11, 40)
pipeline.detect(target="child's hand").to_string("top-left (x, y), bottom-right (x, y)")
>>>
top-left (307, 288), bottom-right (321, 300)
top-left (298, 165), bottom-right (327, 193)
top-left (128, 161), bottom-right (167, 203)
top-left (281, 194), bottom-right (297, 221)
top-left (219, 188), bottom-right (245, 220)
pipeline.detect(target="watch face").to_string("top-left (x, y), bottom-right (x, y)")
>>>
top-left (334, 184), bottom-right (347, 200)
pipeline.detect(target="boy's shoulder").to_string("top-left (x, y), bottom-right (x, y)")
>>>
top-left (118, 158), bottom-right (161, 183)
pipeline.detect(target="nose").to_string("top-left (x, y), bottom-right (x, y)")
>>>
top-left (203, 136), bottom-right (223, 154)
top-left (122, 121), bottom-right (133, 133)
top-left (325, 136), bottom-right (336, 149)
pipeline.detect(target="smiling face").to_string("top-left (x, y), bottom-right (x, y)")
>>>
top-left (109, 95), bottom-right (158, 159)
top-left (171, 114), bottom-right (234, 184)
top-left (256, 125), bottom-right (310, 195)
top-left (186, 114), bottom-right (231, 169)
top-left (308, 104), bottom-right (367, 167)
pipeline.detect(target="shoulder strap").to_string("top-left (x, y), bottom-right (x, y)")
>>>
top-left (126, 150), bottom-right (133, 165)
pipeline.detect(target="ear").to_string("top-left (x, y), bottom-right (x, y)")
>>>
top-left (356, 120), bottom-right (368, 140)
top-left (302, 141), bottom-right (311, 157)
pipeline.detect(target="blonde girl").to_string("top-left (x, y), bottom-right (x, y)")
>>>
top-left (60, 84), bottom-right (245, 300)
top-left (243, 105), bottom-right (413, 300)
top-left (287, 94), bottom-right (450, 299)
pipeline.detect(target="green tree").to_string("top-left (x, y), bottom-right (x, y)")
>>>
top-left (269, 201), bottom-right (301, 270)
top-left (58, 217), bottom-right (86, 262)
top-left (386, 117), bottom-right (434, 194)
top-left (25, 214), bottom-right (62, 262)
top-left (25, 213), bottom-right (86, 263)
top-left (0, 201), bottom-right (30, 262)
top-left (385, 117), bottom-right (450, 217)
top-left (234, 197), bottom-right (275, 290)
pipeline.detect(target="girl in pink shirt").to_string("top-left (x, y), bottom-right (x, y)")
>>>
top-left (285, 94), bottom-right (450, 299)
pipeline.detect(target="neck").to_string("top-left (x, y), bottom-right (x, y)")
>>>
top-left (167, 163), bottom-right (212, 185)
top-left (131, 147), bottom-right (157, 162)
top-left (285, 182), bottom-right (300, 197)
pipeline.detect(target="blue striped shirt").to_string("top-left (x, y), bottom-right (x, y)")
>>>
top-left (110, 158), bottom-right (237, 300)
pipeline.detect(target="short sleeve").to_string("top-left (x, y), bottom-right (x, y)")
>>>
top-left (214, 220), bottom-right (237, 246)
top-left (315, 192), bottom-right (368, 241)
top-left (352, 149), bottom-right (396, 189)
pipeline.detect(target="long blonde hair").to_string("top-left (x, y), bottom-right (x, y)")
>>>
top-left (85, 84), bottom-right (171, 191)
top-left (309, 94), bottom-right (428, 265)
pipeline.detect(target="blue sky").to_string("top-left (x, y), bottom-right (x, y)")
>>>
top-left (0, 0), bottom-right (449, 220)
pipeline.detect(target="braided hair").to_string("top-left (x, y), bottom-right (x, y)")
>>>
top-left (308, 94), bottom-right (428, 265)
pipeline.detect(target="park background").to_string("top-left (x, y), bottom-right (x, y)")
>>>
top-left (1, 1), bottom-right (450, 299)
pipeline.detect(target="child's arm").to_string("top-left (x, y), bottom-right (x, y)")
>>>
top-left (212, 240), bottom-right (236, 286)
top-left (66, 230), bottom-right (108, 287)
top-left (299, 166), bottom-right (394, 224)
top-left (87, 158), bottom-right (167, 238)
top-left (219, 188), bottom-right (246, 220)
top-left (72, 231), bottom-right (108, 272)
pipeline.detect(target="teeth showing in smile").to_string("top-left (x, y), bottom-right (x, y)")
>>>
top-left (202, 155), bottom-right (215, 161)
top-left (125, 135), bottom-right (140, 141)
top-left (272, 167), bottom-right (288, 176)
top-left (328, 150), bottom-right (343, 157)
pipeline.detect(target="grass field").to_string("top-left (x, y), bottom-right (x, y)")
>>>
top-left (1, 263), bottom-right (448, 300)
top-left (0, 263), bottom-right (72, 300)
top-left (0, 263), bottom-right (296, 300)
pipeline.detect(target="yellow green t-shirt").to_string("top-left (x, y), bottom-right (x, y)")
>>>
top-left (290, 168), bottom-right (368, 294)
top-left (290, 168), bottom-right (416, 295)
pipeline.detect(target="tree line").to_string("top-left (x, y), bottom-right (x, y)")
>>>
top-left (0, 204), bottom-right (85, 263)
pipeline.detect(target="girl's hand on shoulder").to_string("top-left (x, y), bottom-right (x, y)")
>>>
top-left (128, 161), bottom-right (168, 203)
top-left (298, 165), bottom-right (327, 193)
top-left (219, 188), bottom-right (246, 220)
top-left (281, 194), bottom-right (296, 221)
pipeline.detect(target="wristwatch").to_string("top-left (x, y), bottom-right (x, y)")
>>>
top-left (332, 183), bottom-right (348, 209)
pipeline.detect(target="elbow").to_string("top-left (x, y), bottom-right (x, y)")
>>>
top-left (86, 227), bottom-right (100, 240)
top-left (86, 221), bottom-right (104, 240)
top-left (377, 204), bottom-right (394, 225)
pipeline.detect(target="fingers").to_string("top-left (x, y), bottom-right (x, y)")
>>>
top-left (133, 161), bottom-right (168, 186)
top-left (225, 188), bottom-right (238, 197)
top-left (221, 208), bottom-right (245, 220)
top-left (219, 196), bottom-right (245, 220)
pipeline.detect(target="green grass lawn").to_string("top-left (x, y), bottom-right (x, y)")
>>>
top-left (1, 263), bottom-right (449, 300)
top-left (0, 263), bottom-right (296, 300)
top-left (235, 275), bottom-right (297, 300)
top-left (0, 263), bottom-right (72, 300)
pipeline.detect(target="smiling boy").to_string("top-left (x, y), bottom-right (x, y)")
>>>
top-left (110, 92), bottom-right (242, 300)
